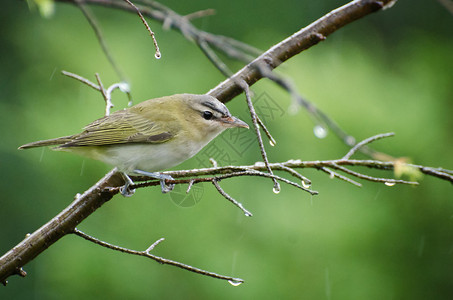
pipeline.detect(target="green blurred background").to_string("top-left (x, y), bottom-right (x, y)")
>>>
top-left (1, 0), bottom-right (453, 299)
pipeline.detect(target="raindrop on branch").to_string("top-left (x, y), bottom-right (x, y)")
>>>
top-left (313, 125), bottom-right (327, 139)
top-left (272, 183), bottom-right (281, 194)
top-left (228, 280), bottom-right (243, 287)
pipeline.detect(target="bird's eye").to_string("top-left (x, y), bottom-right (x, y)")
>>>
top-left (202, 111), bottom-right (213, 120)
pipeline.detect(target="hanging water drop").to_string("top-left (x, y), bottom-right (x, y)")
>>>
top-left (385, 182), bottom-right (396, 187)
top-left (118, 82), bottom-right (130, 93)
top-left (228, 280), bottom-right (243, 287)
top-left (301, 181), bottom-right (311, 189)
top-left (154, 52), bottom-right (162, 59)
top-left (269, 140), bottom-right (276, 147)
top-left (273, 183), bottom-right (281, 194)
top-left (313, 125), bottom-right (327, 139)
top-left (345, 136), bottom-right (356, 146)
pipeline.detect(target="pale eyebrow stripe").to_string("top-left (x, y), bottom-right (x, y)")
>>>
top-left (201, 101), bottom-right (227, 115)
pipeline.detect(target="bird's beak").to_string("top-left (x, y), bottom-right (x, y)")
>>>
top-left (221, 116), bottom-right (249, 129)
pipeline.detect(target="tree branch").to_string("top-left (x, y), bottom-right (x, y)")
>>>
top-left (72, 229), bottom-right (243, 283)
top-left (0, 169), bottom-right (124, 285)
top-left (207, 0), bottom-right (395, 103)
top-left (59, 0), bottom-right (396, 159)
top-left (57, 0), bottom-right (396, 103)
top-left (2, 143), bottom-right (452, 284)
top-left (6, 0), bottom-right (445, 286)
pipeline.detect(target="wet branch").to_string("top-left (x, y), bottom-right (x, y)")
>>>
top-left (2, 134), bottom-right (452, 284)
top-left (4, 0), bottom-right (449, 287)
top-left (72, 229), bottom-right (243, 283)
top-left (60, 0), bottom-right (394, 157)
top-left (62, 71), bottom-right (132, 116)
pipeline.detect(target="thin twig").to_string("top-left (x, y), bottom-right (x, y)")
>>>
top-left (186, 179), bottom-right (195, 193)
top-left (95, 73), bottom-right (112, 116)
top-left (63, 71), bottom-right (132, 113)
top-left (343, 132), bottom-right (395, 160)
top-left (331, 163), bottom-right (417, 185)
top-left (61, 70), bottom-right (100, 91)
top-left (209, 158), bottom-right (218, 168)
top-left (212, 179), bottom-right (253, 217)
top-left (106, 82), bottom-right (133, 107)
top-left (198, 40), bottom-right (233, 77)
top-left (145, 237), bottom-right (165, 254)
top-left (75, 0), bottom-right (126, 80)
top-left (239, 80), bottom-right (280, 192)
top-left (245, 169), bottom-right (316, 194)
top-left (184, 8), bottom-right (216, 20)
top-left (59, 0), bottom-right (259, 63)
top-left (276, 164), bottom-right (311, 185)
top-left (256, 115), bottom-right (276, 146)
top-left (129, 168), bottom-right (318, 195)
top-left (72, 228), bottom-right (243, 283)
top-left (320, 167), bottom-right (362, 187)
top-left (123, 0), bottom-right (161, 59)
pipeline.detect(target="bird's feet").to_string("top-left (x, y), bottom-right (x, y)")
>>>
top-left (120, 173), bottom-right (136, 197)
top-left (132, 169), bottom-right (175, 194)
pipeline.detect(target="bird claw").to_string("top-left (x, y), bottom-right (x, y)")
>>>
top-left (120, 174), bottom-right (136, 197)
top-left (160, 180), bottom-right (175, 193)
top-left (120, 185), bottom-right (136, 197)
top-left (159, 174), bottom-right (175, 193)
top-left (132, 170), bottom-right (175, 194)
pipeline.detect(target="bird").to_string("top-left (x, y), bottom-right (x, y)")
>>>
top-left (19, 94), bottom-right (249, 195)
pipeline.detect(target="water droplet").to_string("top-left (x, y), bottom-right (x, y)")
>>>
top-left (329, 173), bottom-right (335, 179)
top-left (154, 52), bottom-right (162, 59)
top-left (313, 125), bottom-right (327, 139)
top-left (118, 82), bottom-right (130, 93)
top-left (273, 183), bottom-right (281, 194)
top-left (384, 182), bottom-right (396, 187)
top-left (228, 280), bottom-right (243, 287)
top-left (269, 140), bottom-right (276, 147)
top-left (301, 181), bottom-right (311, 189)
top-left (345, 136), bottom-right (356, 146)
top-left (244, 212), bottom-right (252, 217)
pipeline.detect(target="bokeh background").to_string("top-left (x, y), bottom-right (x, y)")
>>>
top-left (1, 0), bottom-right (452, 299)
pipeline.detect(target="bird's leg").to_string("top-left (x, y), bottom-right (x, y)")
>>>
top-left (132, 169), bottom-right (175, 194)
top-left (120, 173), bottom-right (136, 197)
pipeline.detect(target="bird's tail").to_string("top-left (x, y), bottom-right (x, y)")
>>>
top-left (18, 135), bottom-right (75, 150)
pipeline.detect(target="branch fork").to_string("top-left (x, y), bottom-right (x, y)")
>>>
top-left (3, 0), bottom-right (452, 287)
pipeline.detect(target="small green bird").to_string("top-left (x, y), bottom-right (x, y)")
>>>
top-left (19, 94), bottom-right (249, 194)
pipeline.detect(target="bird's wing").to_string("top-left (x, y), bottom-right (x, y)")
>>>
top-left (60, 110), bottom-right (173, 147)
